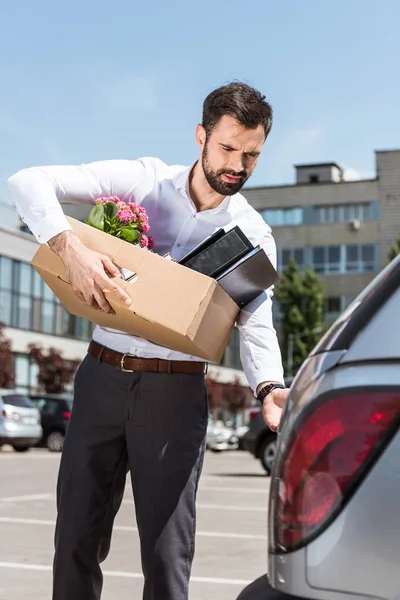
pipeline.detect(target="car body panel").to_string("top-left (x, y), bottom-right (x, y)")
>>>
top-left (28, 394), bottom-right (72, 444)
top-left (0, 391), bottom-right (42, 447)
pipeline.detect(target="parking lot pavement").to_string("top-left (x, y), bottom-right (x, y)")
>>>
top-left (0, 447), bottom-right (270, 600)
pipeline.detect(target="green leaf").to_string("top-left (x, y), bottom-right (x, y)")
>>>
top-left (118, 227), bottom-right (140, 243)
top-left (103, 202), bottom-right (118, 220)
top-left (86, 204), bottom-right (105, 230)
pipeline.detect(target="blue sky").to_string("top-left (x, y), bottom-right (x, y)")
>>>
top-left (1, 0), bottom-right (400, 202)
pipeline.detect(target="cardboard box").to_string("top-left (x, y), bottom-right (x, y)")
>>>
top-left (31, 217), bottom-right (240, 362)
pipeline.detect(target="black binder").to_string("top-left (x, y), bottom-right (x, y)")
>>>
top-left (178, 226), bottom-right (254, 278)
top-left (216, 246), bottom-right (279, 307)
top-left (178, 227), bottom-right (279, 307)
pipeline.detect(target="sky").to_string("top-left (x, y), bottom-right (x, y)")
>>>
top-left (1, 0), bottom-right (400, 203)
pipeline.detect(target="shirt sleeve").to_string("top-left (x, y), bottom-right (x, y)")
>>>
top-left (237, 229), bottom-right (284, 394)
top-left (6, 159), bottom-right (145, 244)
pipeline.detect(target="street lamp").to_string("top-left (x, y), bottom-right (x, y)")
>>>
top-left (287, 327), bottom-right (325, 378)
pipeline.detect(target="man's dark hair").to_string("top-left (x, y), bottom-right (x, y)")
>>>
top-left (202, 82), bottom-right (273, 139)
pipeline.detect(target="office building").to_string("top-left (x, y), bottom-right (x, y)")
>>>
top-left (245, 149), bottom-right (400, 325)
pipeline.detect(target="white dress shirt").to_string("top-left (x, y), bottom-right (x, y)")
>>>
top-left (7, 157), bottom-right (284, 391)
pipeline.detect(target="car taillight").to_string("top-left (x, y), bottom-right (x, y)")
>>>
top-left (62, 411), bottom-right (71, 420)
top-left (248, 407), bottom-right (261, 421)
top-left (274, 389), bottom-right (400, 553)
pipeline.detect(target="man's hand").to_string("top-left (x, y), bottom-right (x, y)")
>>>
top-left (48, 231), bottom-right (133, 315)
top-left (261, 387), bottom-right (290, 431)
top-left (256, 382), bottom-right (290, 431)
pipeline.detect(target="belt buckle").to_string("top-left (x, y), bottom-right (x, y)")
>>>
top-left (120, 353), bottom-right (137, 372)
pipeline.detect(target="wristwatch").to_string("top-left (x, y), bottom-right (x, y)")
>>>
top-left (257, 382), bottom-right (285, 405)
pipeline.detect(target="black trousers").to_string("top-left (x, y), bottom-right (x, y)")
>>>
top-left (52, 352), bottom-right (208, 600)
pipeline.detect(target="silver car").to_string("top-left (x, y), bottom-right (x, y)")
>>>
top-left (206, 417), bottom-right (239, 452)
top-left (0, 390), bottom-right (42, 452)
top-left (238, 253), bottom-right (400, 600)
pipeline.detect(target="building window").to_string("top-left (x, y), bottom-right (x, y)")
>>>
top-left (309, 175), bottom-right (319, 183)
top-left (278, 247), bottom-right (305, 271)
top-left (310, 244), bottom-right (377, 274)
top-left (316, 202), bottom-right (376, 224)
top-left (260, 207), bottom-right (303, 227)
top-left (345, 244), bottom-right (376, 273)
top-left (325, 295), bottom-right (355, 325)
top-left (326, 297), bottom-right (341, 314)
top-left (0, 255), bottom-right (93, 341)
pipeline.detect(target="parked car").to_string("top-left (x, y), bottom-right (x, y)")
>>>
top-left (242, 379), bottom-right (293, 474)
top-left (237, 254), bottom-right (400, 600)
top-left (206, 417), bottom-right (239, 452)
top-left (28, 394), bottom-right (73, 452)
top-left (0, 390), bottom-right (42, 452)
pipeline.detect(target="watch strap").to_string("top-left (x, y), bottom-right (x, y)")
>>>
top-left (257, 382), bottom-right (285, 404)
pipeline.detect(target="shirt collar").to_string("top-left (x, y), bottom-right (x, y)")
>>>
top-left (173, 161), bottom-right (232, 213)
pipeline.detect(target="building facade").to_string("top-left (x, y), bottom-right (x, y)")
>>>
top-left (245, 149), bottom-right (400, 325)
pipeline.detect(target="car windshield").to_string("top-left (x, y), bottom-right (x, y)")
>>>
top-left (2, 394), bottom-right (35, 408)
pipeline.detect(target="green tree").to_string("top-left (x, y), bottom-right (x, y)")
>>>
top-left (388, 236), bottom-right (400, 262)
top-left (274, 259), bottom-right (324, 377)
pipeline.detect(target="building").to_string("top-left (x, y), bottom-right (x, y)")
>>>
top-left (0, 203), bottom-right (247, 394)
top-left (245, 149), bottom-right (400, 325)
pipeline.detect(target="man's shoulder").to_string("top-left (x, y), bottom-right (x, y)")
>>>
top-left (138, 157), bottom-right (188, 179)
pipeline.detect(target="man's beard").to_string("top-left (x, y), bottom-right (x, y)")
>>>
top-left (202, 144), bottom-right (250, 196)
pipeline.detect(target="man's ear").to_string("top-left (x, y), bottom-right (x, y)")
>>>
top-left (196, 124), bottom-right (206, 150)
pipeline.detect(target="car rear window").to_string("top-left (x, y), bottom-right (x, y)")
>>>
top-left (2, 395), bottom-right (35, 408)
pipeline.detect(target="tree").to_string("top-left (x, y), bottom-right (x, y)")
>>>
top-left (28, 344), bottom-right (79, 394)
top-left (205, 375), bottom-right (253, 420)
top-left (274, 259), bottom-right (324, 376)
top-left (388, 236), bottom-right (400, 262)
top-left (0, 323), bottom-right (15, 389)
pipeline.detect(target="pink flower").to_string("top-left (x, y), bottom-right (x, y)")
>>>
top-left (141, 222), bottom-right (150, 233)
top-left (117, 207), bottom-right (134, 222)
top-left (140, 235), bottom-right (149, 248)
top-left (148, 236), bottom-right (155, 250)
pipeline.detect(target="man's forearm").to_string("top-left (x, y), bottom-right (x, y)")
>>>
top-left (48, 230), bottom-right (83, 259)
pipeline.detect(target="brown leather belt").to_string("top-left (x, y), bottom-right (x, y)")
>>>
top-left (88, 340), bottom-right (207, 374)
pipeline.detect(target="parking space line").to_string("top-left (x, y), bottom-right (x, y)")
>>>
top-left (0, 516), bottom-right (267, 540)
top-left (0, 494), bottom-right (53, 503)
top-left (0, 561), bottom-right (251, 586)
top-left (120, 500), bottom-right (266, 511)
top-left (199, 485), bottom-right (268, 494)
top-left (0, 494), bottom-right (266, 512)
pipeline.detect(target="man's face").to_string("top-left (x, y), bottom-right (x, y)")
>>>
top-left (198, 115), bottom-right (265, 196)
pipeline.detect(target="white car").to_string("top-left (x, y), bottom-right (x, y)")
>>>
top-left (0, 390), bottom-right (42, 452)
top-left (206, 418), bottom-right (239, 452)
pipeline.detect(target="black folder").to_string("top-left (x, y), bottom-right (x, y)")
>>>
top-left (216, 246), bottom-right (279, 307)
top-left (178, 227), bottom-right (279, 307)
top-left (178, 226), bottom-right (253, 278)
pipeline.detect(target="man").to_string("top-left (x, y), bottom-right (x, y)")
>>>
top-left (7, 81), bottom-right (289, 600)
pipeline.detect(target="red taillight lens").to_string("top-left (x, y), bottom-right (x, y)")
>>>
top-left (62, 411), bottom-right (71, 420)
top-left (248, 408), bottom-right (261, 421)
top-left (276, 390), bottom-right (400, 551)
